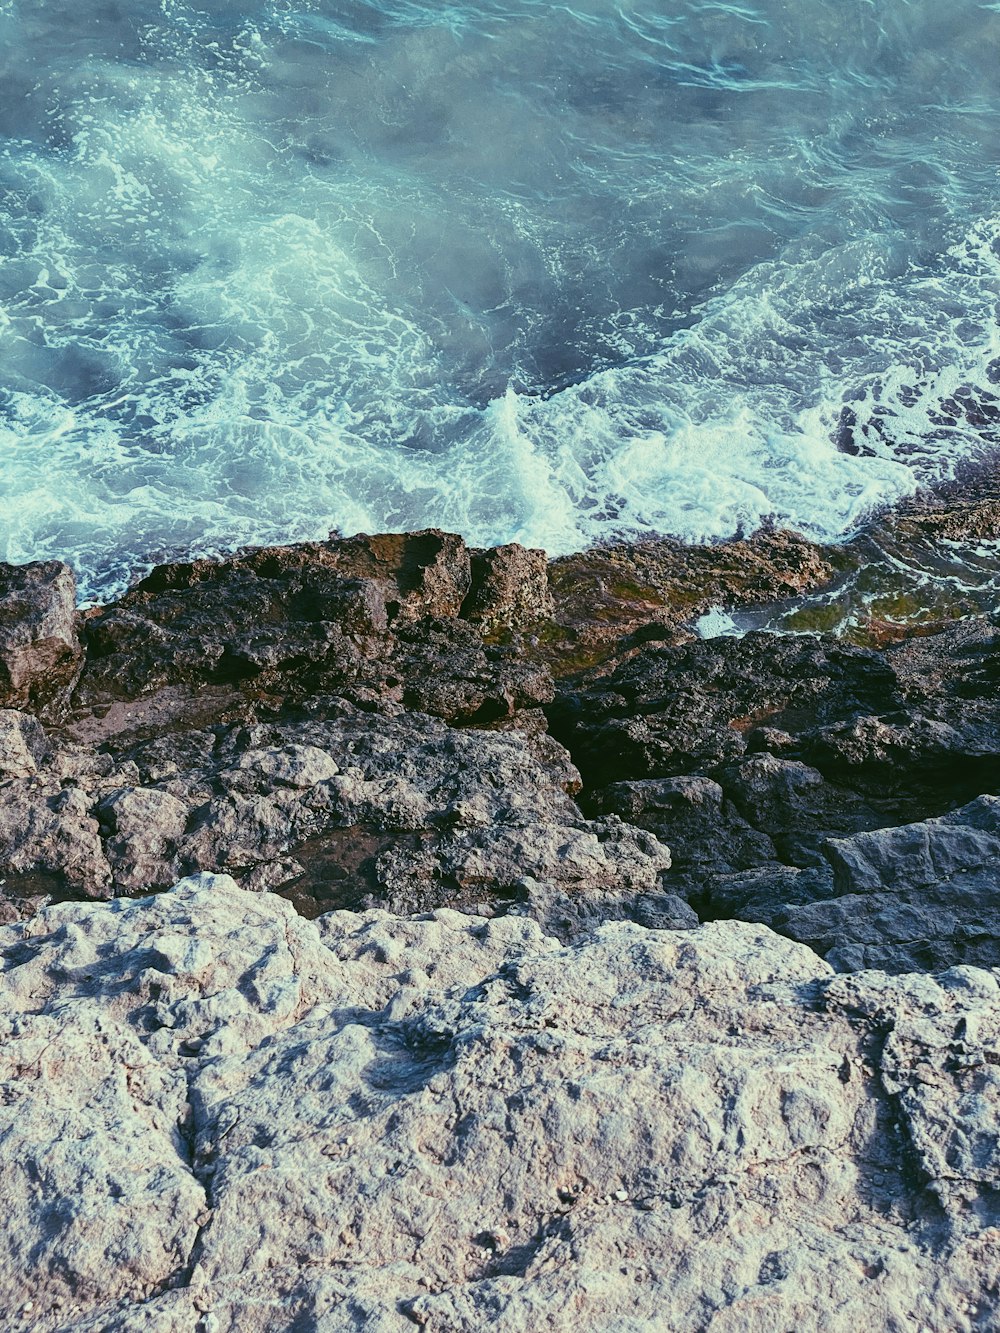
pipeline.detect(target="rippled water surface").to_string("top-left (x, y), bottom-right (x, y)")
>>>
top-left (1, 0), bottom-right (999, 598)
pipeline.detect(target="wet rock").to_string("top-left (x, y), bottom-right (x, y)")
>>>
top-left (2, 878), bottom-right (999, 1331)
top-left (73, 533), bottom-right (553, 730)
top-left (544, 528), bottom-right (838, 670)
top-left (549, 631), bottom-right (901, 785)
top-left (0, 561), bottom-right (82, 714)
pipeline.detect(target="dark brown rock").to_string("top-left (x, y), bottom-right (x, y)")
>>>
top-left (73, 533), bottom-right (553, 730)
top-left (463, 543), bottom-right (554, 633)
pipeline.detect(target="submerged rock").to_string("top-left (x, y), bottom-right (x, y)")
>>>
top-left (1, 878), bottom-right (998, 1331)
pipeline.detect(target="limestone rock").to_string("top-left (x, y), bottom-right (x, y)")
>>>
top-left (1, 879), bottom-right (998, 1330)
top-left (72, 532), bottom-right (553, 729)
top-left (554, 619), bottom-right (1000, 964)
top-left (0, 708), bottom-right (49, 779)
top-left (98, 786), bottom-right (191, 895)
top-left (463, 543), bottom-right (554, 632)
top-left (0, 705), bottom-right (672, 932)
top-left (0, 561), bottom-right (81, 714)
top-left (0, 782), bottom-right (111, 898)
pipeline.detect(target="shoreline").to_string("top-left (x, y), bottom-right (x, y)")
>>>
top-left (2, 515), bottom-right (1000, 1328)
top-left (2, 509), bottom-right (999, 947)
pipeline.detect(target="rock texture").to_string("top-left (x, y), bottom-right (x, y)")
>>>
top-left (74, 531), bottom-right (553, 731)
top-left (2, 876), bottom-right (999, 1332)
top-left (3, 528), bottom-right (1000, 970)
top-left (553, 617), bottom-right (1000, 971)
top-left (0, 561), bottom-right (82, 714)
top-left (4, 526), bottom-right (1000, 1330)
top-left (0, 702), bottom-right (674, 939)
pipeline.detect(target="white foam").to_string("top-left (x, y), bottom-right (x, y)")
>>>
top-left (694, 608), bottom-right (744, 639)
top-left (1, 0), bottom-right (999, 599)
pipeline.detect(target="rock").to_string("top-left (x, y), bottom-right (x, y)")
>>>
top-left (219, 743), bottom-right (341, 791)
top-left (0, 704), bottom-right (671, 933)
top-left (98, 786), bottom-right (191, 895)
top-left (463, 543), bottom-right (554, 632)
top-left (0, 561), bottom-right (82, 713)
top-left (552, 617), bottom-right (1000, 962)
top-left (307, 528), bottom-right (473, 621)
top-left (715, 751), bottom-right (881, 864)
top-left (1, 878), bottom-right (998, 1330)
top-left (548, 631), bottom-right (900, 786)
top-left (0, 783), bottom-right (111, 898)
top-left (0, 708), bottom-right (49, 779)
top-left (708, 797), bottom-right (1000, 973)
top-left (823, 795), bottom-right (1000, 896)
top-left (3, 531), bottom-right (1000, 975)
top-left (590, 775), bottom-right (775, 893)
top-left (72, 533), bottom-right (553, 731)
top-left (543, 528), bottom-right (838, 671)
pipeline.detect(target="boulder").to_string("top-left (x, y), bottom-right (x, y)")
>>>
top-left (0, 561), bottom-right (81, 713)
top-left (709, 797), bottom-right (1000, 973)
top-left (463, 543), bottom-right (554, 632)
top-left (0, 783), bottom-right (111, 898)
top-left (554, 618), bottom-right (1000, 965)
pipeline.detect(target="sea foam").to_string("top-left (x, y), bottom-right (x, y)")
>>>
top-left (1, 0), bottom-right (998, 599)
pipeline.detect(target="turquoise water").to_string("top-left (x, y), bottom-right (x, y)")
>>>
top-left (1, 0), bottom-right (999, 598)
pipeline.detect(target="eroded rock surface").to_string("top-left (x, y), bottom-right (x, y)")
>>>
top-left (3, 530), bottom-right (1000, 970)
top-left (0, 703), bottom-right (672, 940)
top-left (1, 878), bottom-right (998, 1332)
top-left (553, 618), bottom-right (1000, 971)
top-left (0, 561), bottom-right (82, 714)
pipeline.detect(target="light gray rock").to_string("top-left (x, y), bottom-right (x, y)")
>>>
top-left (218, 743), bottom-right (341, 792)
top-left (98, 786), bottom-right (191, 894)
top-left (0, 560), bottom-right (82, 714)
top-left (0, 709), bottom-right (48, 779)
top-left (1, 878), bottom-right (998, 1331)
top-left (0, 782), bottom-right (111, 897)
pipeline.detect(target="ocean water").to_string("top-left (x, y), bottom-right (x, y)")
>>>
top-left (0, 0), bottom-right (998, 600)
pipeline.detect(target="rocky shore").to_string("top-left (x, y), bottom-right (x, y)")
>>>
top-left (2, 516), bottom-right (1000, 1329)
